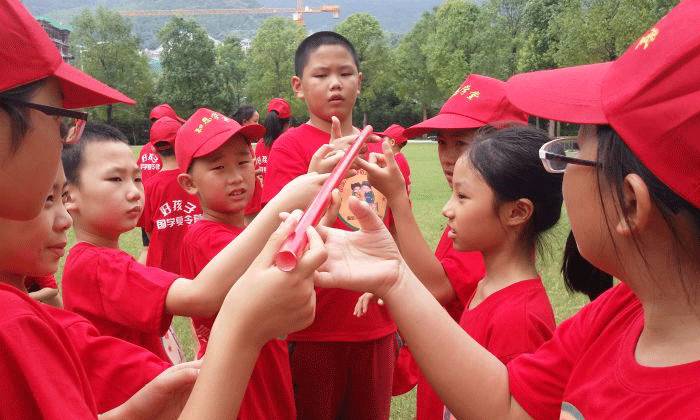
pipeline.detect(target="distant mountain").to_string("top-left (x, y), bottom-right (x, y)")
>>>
top-left (24, 0), bottom-right (449, 49)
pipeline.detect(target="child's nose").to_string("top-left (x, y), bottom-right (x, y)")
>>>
top-left (55, 207), bottom-right (73, 231)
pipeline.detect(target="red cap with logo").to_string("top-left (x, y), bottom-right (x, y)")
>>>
top-left (403, 74), bottom-right (528, 138)
top-left (376, 124), bottom-right (408, 146)
top-left (267, 98), bottom-right (292, 119)
top-left (176, 108), bottom-right (266, 173)
top-left (150, 104), bottom-right (186, 123)
top-left (149, 116), bottom-right (182, 149)
top-left (0, 0), bottom-right (134, 108)
top-left (505, 0), bottom-right (700, 209)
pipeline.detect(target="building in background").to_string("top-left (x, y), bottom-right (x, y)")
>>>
top-left (37, 17), bottom-right (73, 62)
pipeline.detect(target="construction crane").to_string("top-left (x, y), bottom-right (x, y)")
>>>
top-left (118, 1), bottom-right (340, 27)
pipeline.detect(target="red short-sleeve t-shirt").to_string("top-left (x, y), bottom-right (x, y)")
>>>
top-left (262, 123), bottom-right (411, 342)
top-left (0, 283), bottom-right (98, 419)
top-left (137, 143), bottom-right (162, 185)
top-left (508, 283), bottom-right (700, 420)
top-left (179, 219), bottom-right (296, 419)
top-left (62, 242), bottom-right (179, 361)
top-left (139, 168), bottom-right (202, 274)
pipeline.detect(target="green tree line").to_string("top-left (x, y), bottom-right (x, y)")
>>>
top-left (70, 0), bottom-right (677, 144)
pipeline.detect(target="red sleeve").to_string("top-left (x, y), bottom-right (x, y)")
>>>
top-left (261, 135), bottom-right (308, 205)
top-left (57, 311), bottom-right (170, 412)
top-left (0, 291), bottom-right (97, 419)
top-left (507, 284), bottom-right (632, 419)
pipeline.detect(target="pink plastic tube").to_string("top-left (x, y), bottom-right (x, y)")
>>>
top-left (276, 125), bottom-right (374, 271)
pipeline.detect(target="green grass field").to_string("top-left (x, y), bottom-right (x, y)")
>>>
top-left (56, 143), bottom-right (588, 419)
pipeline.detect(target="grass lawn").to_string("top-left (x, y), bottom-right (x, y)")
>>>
top-left (56, 143), bottom-right (588, 419)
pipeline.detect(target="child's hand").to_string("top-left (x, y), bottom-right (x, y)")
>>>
top-left (315, 197), bottom-right (404, 298)
top-left (308, 143), bottom-right (347, 174)
top-left (276, 172), bottom-right (330, 212)
top-left (320, 189), bottom-right (341, 227)
top-left (356, 139), bottom-right (407, 201)
top-left (107, 360), bottom-right (202, 420)
top-left (353, 292), bottom-right (384, 317)
top-left (222, 211), bottom-right (325, 347)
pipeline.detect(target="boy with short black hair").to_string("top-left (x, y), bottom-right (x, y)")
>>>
top-left (262, 31), bottom-right (409, 420)
top-left (138, 116), bottom-right (202, 274)
top-left (178, 107), bottom-right (296, 419)
top-left (61, 121), bottom-right (328, 362)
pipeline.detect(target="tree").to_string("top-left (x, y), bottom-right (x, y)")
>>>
top-left (215, 36), bottom-right (247, 116)
top-left (157, 17), bottom-right (219, 117)
top-left (424, 0), bottom-right (482, 97)
top-left (335, 13), bottom-right (391, 126)
top-left (516, 0), bottom-right (561, 72)
top-left (393, 11), bottom-right (442, 122)
top-left (244, 16), bottom-right (305, 117)
top-left (553, 0), bottom-right (677, 67)
top-left (70, 6), bottom-right (152, 127)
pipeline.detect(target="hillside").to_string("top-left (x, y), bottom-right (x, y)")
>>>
top-left (24, 0), bottom-right (448, 49)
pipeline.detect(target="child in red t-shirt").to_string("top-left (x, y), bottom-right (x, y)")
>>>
top-left (178, 107), bottom-right (295, 419)
top-left (261, 31), bottom-right (410, 420)
top-left (61, 120), bottom-right (329, 362)
top-left (317, 4), bottom-right (700, 418)
top-left (138, 116), bottom-right (202, 274)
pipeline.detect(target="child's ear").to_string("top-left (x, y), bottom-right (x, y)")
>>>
top-left (64, 184), bottom-right (79, 213)
top-left (357, 72), bottom-right (363, 95)
top-left (502, 198), bottom-right (534, 228)
top-left (177, 173), bottom-right (198, 196)
top-left (615, 173), bottom-right (651, 236)
top-left (291, 75), bottom-right (304, 100)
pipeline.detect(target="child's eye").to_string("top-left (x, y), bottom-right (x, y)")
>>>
top-left (135, 177), bottom-right (142, 183)
top-left (239, 160), bottom-right (250, 166)
top-left (108, 177), bottom-right (122, 182)
top-left (46, 194), bottom-right (54, 203)
top-left (61, 192), bottom-right (69, 204)
top-left (212, 165), bottom-right (224, 171)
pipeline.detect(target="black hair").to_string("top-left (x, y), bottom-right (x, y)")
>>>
top-left (231, 105), bottom-right (257, 125)
top-left (294, 31), bottom-right (359, 77)
top-left (263, 110), bottom-right (290, 148)
top-left (467, 123), bottom-right (564, 252)
top-left (562, 231), bottom-right (613, 300)
top-left (0, 79), bottom-right (47, 152)
top-left (62, 122), bottom-right (129, 185)
top-left (588, 125), bottom-right (700, 297)
top-left (153, 143), bottom-right (175, 158)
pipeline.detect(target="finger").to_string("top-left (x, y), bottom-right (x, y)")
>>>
top-left (347, 196), bottom-right (385, 232)
top-left (361, 296), bottom-right (369, 314)
top-left (354, 156), bottom-right (379, 174)
top-left (279, 211), bottom-right (291, 222)
top-left (382, 139), bottom-right (399, 168)
top-left (377, 298), bottom-right (384, 306)
top-left (330, 116), bottom-right (342, 142)
top-left (294, 227), bottom-right (328, 275)
top-left (321, 189), bottom-right (341, 227)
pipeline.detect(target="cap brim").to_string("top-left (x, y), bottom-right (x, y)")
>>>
top-left (505, 62), bottom-right (612, 125)
top-left (403, 113), bottom-right (489, 138)
top-left (193, 124), bottom-right (266, 159)
top-left (54, 61), bottom-right (135, 109)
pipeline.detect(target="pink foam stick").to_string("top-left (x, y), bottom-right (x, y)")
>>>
top-left (276, 125), bottom-right (374, 271)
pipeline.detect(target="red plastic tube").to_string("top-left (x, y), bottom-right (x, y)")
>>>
top-left (276, 125), bottom-right (374, 271)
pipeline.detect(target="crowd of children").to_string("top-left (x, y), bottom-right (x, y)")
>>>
top-left (2, 0), bottom-right (700, 419)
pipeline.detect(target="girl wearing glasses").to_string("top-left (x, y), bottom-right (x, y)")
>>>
top-left (315, 1), bottom-right (700, 419)
top-left (0, 1), bottom-right (324, 419)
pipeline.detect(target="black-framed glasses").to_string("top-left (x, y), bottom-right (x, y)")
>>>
top-left (1, 97), bottom-right (88, 144)
top-left (539, 136), bottom-right (600, 173)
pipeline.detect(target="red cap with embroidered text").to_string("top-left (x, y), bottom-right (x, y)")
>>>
top-left (0, 0), bottom-right (134, 108)
top-left (150, 117), bottom-right (182, 149)
top-left (267, 98), bottom-right (292, 119)
top-left (505, 0), bottom-right (700, 209)
top-left (176, 108), bottom-right (266, 173)
top-left (150, 104), bottom-right (186, 123)
top-left (376, 124), bottom-right (408, 145)
top-left (403, 74), bottom-right (528, 138)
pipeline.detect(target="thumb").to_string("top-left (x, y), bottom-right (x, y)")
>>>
top-left (347, 196), bottom-right (385, 233)
top-left (382, 139), bottom-right (399, 169)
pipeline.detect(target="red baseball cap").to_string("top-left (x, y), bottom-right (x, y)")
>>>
top-left (505, 0), bottom-right (700, 209)
top-left (149, 117), bottom-right (182, 148)
top-left (150, 104), bottom-right (186, 123)
top-left (403, 74), bottom-right (528, 138)
top-left (376, 124), bottom-right (408, 146)
top-left (0, 0), bottom-right (134, 108)
top-left (267, 98), bottom-right (292, 119)
top-left (176, 108), bottom-right (266, 172)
